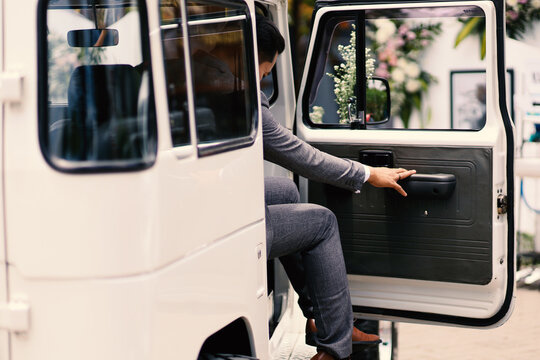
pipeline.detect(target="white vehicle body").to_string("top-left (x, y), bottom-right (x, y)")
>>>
top-left (0, 0), bottom-right (515, 359)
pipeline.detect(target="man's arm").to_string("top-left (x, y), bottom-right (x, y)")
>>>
top-left (261, 93), bottom-right (415, 195)
top-left (261, 97), bottom-right (366, 192)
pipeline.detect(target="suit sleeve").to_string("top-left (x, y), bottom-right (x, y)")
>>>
top-left (261, 98), bottom-right (366, 193)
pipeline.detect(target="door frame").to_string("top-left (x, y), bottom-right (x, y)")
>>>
top-left (296, 0), bottom-right (515, 328)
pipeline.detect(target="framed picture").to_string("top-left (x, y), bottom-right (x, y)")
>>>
top-left (450, 69), bottom-right (514, 129)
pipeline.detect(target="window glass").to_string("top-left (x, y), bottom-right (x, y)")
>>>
top-left (305, 6), bottom-right (487, 130)
top-left (160, 0), bottom-right (190, 147)
top-left (255, 7), bottom-right (278, 103)
top-left (43, 0), bottom-right (157, 170)
top-left (187, 0), bottom-right (256, 146)
top-left (260, 65), bottom-right (276, 101)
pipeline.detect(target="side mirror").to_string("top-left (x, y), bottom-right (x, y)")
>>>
top-left (366, 76), bottom-right (391, 125)
top-left (67, 29), bottom-right (119, 47)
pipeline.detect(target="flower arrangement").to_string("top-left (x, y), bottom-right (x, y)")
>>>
top-left (456, 0), bottom-right (540, 59)
top-left (506, 0), bottom-right (540, 38)
top-left (313, 20), bottom-right (441, 127)
top-left (324, 25), bottom-right (375, 124)
top-left (368, 19), bottom-right (442, 128)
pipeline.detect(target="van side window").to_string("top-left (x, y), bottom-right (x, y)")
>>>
top-left (304, 6), bottom-right (487, 130)
top-left (40, 0), bottom-right (157, 171)
top-left (160, 1), bottom-right (191, 147)
top-left (187, 0), bottom-right (257, 155)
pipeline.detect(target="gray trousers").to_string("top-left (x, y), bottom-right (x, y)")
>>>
top-left (265, 177), bottom-right (353, 359)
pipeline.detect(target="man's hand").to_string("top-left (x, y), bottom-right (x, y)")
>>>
top-left (367, 167), bottom-right (416, 196)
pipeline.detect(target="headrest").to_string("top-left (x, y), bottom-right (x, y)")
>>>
top-left (68, 64), bottom-right (141, 125)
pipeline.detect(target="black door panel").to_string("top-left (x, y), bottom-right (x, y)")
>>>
top-left (308, 144), bottom-right (493, 285)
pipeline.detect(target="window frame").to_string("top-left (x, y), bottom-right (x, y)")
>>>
top-left (37, 0), bottom-right (158, 173)
top-left (183, 0), bottom-right (259, 158)
top-left (302, 5), bottom-right (488, 131)
top-left (160, 1), bottom-right (193, 149)
top-left (302, 12), bottom-right (357, 129)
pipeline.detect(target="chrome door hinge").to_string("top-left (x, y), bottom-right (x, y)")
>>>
top-left (0, 72), bottom-right (23, 103)
top-left (497, 194), bottom-right (508, 215)
top-left (0, 300), bottom-right (30, 332)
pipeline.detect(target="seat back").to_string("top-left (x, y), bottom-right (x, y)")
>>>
top-left (57, 64), bottom-right (142, 161)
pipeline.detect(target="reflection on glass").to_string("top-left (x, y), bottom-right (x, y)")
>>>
top-left (260, 70), bottom-right (275, 100)
top-left (45, 0), bottom-right (156, 168)
top-left (161, 0), bottom-right (190, 146)
top-left (306, 6), bottom-right (487, 130)
top-left (187, 1), bottom-right (253, 143)
top-left (366, 78), bottom-right (389, 124)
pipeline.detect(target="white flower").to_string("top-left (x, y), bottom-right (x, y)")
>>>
top-left (396, 58), bottom-right (408, 69)
top-left (533, 0), bottom-right (540, 8)
top-left (396, 59), bottom-right (420, 78)
top-left (375, 19), bottom-right (397, 44)
top-left (309, 106), bottom-right (325, 124)
top-left (405, 62), bottom-right (421, 78)
top-left (507, 0), bottom-right (518, 8)
top-left (405, 79), bottom-right (421, 93)
top-left (366, 48), bottom-right (375, 79)
top-left (391, 68), bottom-right (406, 83)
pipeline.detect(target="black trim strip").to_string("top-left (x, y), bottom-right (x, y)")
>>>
top-left (197, 134), bottom-right (256, 157)
top-left (355, 11), bottom-right (366, 129)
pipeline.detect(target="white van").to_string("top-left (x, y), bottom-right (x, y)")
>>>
top-left (0, 0), bottom-right (514, 359)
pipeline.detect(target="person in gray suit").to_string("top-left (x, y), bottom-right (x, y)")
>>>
top-left (257, 16), bottom-right (415, 360)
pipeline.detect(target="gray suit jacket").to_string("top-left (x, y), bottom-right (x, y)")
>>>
top-left (261, 92), bottom-right (366, 193)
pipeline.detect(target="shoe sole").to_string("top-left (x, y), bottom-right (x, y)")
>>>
top-left (306, 332), bottom-right (382, 347)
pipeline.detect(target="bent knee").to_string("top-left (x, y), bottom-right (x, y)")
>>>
top-left (309, 204), bottom-right (339, 231)
top-left (265, 177), bottom-right (300, 204)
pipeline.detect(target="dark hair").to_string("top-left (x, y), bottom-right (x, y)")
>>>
top-left (256, 15), bottom-right (285, 64)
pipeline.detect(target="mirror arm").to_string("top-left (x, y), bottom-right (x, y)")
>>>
top-left (92, 0), bottom-right (99, 30)
top-left (348, 98), bottom-right (365, 129)
top-left (366, 116), bottom-right (390, 126)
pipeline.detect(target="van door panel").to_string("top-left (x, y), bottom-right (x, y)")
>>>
top-left (308, 144), bottom-right (493, 285)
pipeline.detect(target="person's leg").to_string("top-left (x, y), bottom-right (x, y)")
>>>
top-left (267, 203), bottom-right (352, 359)
top-left (264, 176), bottom-right (299, 205)
top-left (264, 177), bottom-right (314, 319)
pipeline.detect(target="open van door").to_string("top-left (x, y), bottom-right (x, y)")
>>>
top-left (297, 0), bottom-right (515, 327)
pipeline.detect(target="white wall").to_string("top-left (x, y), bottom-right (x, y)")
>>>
top-left (413, 20), bottom-right (540, 243)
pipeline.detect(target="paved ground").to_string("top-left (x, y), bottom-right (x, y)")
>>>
top-left (280, 285), bottom-right (540, 360)
top-left (398, 286), bottom-right (540, 360)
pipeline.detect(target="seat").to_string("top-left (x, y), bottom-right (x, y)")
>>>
top-left (59, 64), bottom-right (142, 161)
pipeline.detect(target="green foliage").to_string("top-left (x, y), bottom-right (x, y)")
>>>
top-left (366, 87), bottom-right (387, 122)
top-left (456, 0), bottom-right (540, 59)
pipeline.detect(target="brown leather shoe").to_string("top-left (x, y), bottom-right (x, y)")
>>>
top-left (306, 318), bottom-right (382, 346)
top-left (310, 351), bottom-right (351, 360)
top-left (310, 351), bottom-right (337, 360)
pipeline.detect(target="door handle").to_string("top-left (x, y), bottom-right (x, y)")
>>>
top-left (400, 173), bottom-right (456, 199)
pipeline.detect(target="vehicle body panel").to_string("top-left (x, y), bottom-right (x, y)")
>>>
top-left (3, 0), bottom-right (269, 359)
